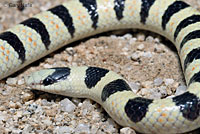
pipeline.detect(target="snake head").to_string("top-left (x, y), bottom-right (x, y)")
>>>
top-left (24, 69), bottom-right (56, 88)
top-left (24, 67), bottom-right (71, 91)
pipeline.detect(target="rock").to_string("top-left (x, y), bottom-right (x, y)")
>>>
top-left (9, 101), bottom-right (17, 108)
top-left (43, 64), bottom-right (53, 68)
top-left (75, 124), bottom-right (90, 133)
top-left (1, 86), bottom-right (13, 96)
top-left (11, 129), bottom-right (22, 134)
top-left (164, 78), bottom-right (174, 86)
top-left (110, 35), bottom-right (117, 39)
top-left (80, 99), bottom-right (94, 116)
top-left (146, 36), bottom-right (154, 43)
top-left (0, 106), bottom-right (5, 111)
top-left (129, 82), bottom-right (140, 92)
top-left (137, 44), bottom-right (144, 50)
top-left (122, 33), bottom-right (132, 40)
top-left (91, 125), bottom-right (99, 134)
top-left (175, 85), bottom-right (187, 95)
top-left (141, 81), bottom-right (153, 88)
top-left (131, 52), bottom-right (141, 61)
top-left (56, 126), bottom-right (74, 134)
top-left (60, 98), bottom-right (76, 113)
top-left (101, 118), bottom-right (117, 133)
top-left (142, 51), bottom-right (152, 58)
top-left (137, 34), bottom-right (145, 41)
top-left (71, 98), bottom-right (81, 105)
top-left (26, 103), bottom-right (39, 114)
top-left (42, 118), bottom-right (52, 126)
top-left (17, 78), bottom-right (25, 85)
top-left (154, 78), bottom-right (163, 86)
top-left (22, 125), bottom-right (32, 134)
top-left (159, 86), bottom-right (167, 96)
top-left (41, 99), bottom-right (52, 106)
top-left (6, 78), bottom-right (17, 85)
top-left (22, 92), bottom-right (34, 102)
top-left (66, 47), bottom-right (75, 56)
top-left (129, 38), bottom-right (137, 44)
top-left (0, 112), bottom-right (7, 121)
top-left (16, 111), bottom-right (23, 118)
top-left (120, 127), bottom-right (136, 134)
top-left (92, 111), bottom-right (101, 121)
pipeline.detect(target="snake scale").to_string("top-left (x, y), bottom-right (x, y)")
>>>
top-left (1, 0), bottom-right (200, 133)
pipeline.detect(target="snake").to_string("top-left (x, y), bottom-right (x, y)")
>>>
top-left (1, 0), bottom-right (200, 133)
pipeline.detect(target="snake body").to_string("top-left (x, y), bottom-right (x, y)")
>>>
top-left (1, 0), bottom-right (200, 133)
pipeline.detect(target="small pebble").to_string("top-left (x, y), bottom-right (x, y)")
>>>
top-left (122, 47), bottom-right (129, 52)
top-left (154, 37), bottom-right (160, 43)
top-left (11, 129), bottom-right (22, 134)
top-left (56, 126), bottom-right (74, 134)
top-left (122, 33), bottom-right (132, 40)
top-left (164, 78), bottom-right (174, 86)
top-left (92, 111), bottom-right (101, 121)
top-left (141, 81), bottom-right (153, 88)
top-left (6, 78), bottom-right (17, 85)
top-left (1, 86), bottom-right (13, 96)
top-left (175, 85), bottom-right (187, 95)
top-left (145, 36), bottom-right (154, 43)
top-left (60, 98), bottom-right (76, 113)
top-left (22, 125), bottom-right (32, 134)
top-left (0, 112), bottom-right (6, 121)
top-left (66, 47), bottom-right (75, 56)
top-left (91, 125), bottom-right (99, 133)
top-left (9, 101), bottom-right (17, 108)
top-left (154, 44), bottom-right (164, 53)
top-left (43, 64), bottom-right (53, 68)
top-left (71, 98), bottom-right (82, 105)
top-left (120, 127), bottom-right (136, 134)
top-left (137, 34), bottom-right (145, 41)
top-left (101, 118), bottom-right (117, 133)
top-left (142, 51), bottom-right (152, 58)
top-left (159, 86), bottom-right (167, 96)
top-left (42, 118), bottom-right (52, 126)
top-left (75, 124), bottom-right (90, 133)
top-left (131, 52), bottom-right (140, 61)
top-left (17, 78), bottom-right (25, 85)
top-left (129, 82), bottom-right (140, 92)
top-left (110, 35), bottom-right (117, 39)
top-left (154, 78), bottom-right (163, 86)
top-left (0, 106), bottom-right (5, 111)
top-left (26, 103), bottom-right (38, 114)
top-left (137, 44), bottom-right (144, 50)
top-left (22, 92), bottom-right (34, 102)
top-left (81, 99), bottom-right (94, 116)
top-left (129, 38), bottom-right (137, 44)
top-left (41, 99), bottom-right (52, 106)
top-left (16, 111), bottom-right (23, 118)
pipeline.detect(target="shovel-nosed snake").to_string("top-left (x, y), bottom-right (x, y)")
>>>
top-left (1, 0), bottom-right (200, 133)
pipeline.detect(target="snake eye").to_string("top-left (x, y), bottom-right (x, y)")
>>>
top-left (43, 76), bottom-right (55, 86)
top-left (42, 67), bottom-right (70, 86)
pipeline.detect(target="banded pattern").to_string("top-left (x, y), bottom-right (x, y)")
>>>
top-left (1, 0), bottom-right (200, 133)
top-left (21, 18), bottom-right (51, 50)
top-left (48, 5), bottom-right (75, 37)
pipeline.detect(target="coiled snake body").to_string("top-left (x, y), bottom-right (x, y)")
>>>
top-left (1, 0), bottom-right (200, 133)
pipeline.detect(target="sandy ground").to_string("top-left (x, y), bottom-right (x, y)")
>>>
top-left (0, 0), bottom-right (200, 134)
